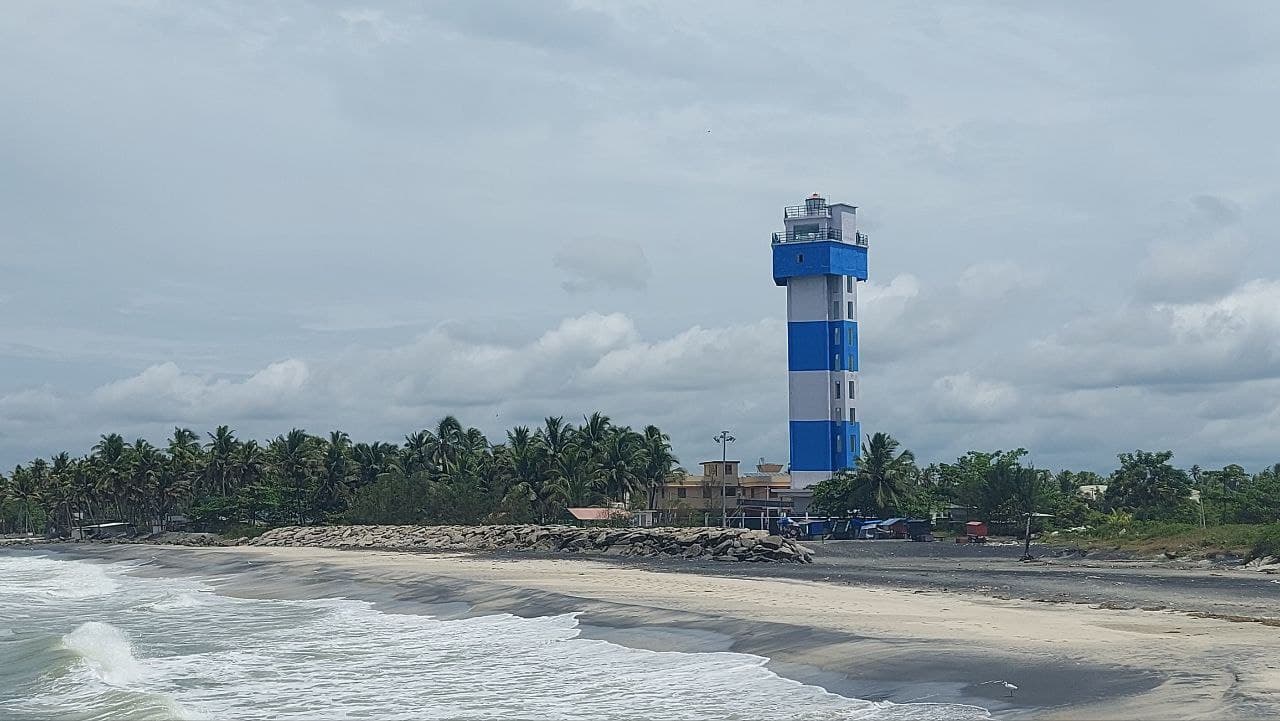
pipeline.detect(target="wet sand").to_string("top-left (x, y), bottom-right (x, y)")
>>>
top-left (24, 542), bottom-right (1280, 720)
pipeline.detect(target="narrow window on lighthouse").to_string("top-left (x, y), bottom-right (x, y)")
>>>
top-left (848, 301), bottom-right (854, 319)
top-left (846, 276), bottom-right (853, 293)
top-left (833, 327), bottom-right (840, 343)
top-left (834, 353), bottom-right (841, 369)
top-left (832, 301), bottom-right (840, 319)
top-left (834, 381), bottom-right (841, 399)
top-left (849, 380), bottom-right (855, 399)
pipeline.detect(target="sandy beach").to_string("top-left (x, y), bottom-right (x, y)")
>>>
top-left (26, 542), bottom-right (1278, 720)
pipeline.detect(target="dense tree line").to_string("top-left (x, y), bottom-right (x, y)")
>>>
top-left (812, 432), bottom-right (1280, 529)
top-left (6, 421), bottom-right (1276, 537)
top-left (0, 413), bottom-right (677, 535)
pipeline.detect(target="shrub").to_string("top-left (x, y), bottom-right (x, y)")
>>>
top-left (1248, 524), bottom-right (1280, 561)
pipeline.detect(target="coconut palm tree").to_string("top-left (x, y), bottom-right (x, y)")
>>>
top-left (596, 429), bottom-right (646, 503)
top-left (537, 416), bottom-right (573, 467)
top-left (316, 431), bottom-right (353, 516)
top-left (353, 441), bottom-right (396, 490)
top-left (854, 432), bottom-right (917, 517)
top-left (92, 434), bottom-right (128, 520)
top-left (578, 412), bottom-right (613, 459)
top-left (430, 416), bottom-right (465, 475)
top-left (497, 426), bottom-right (554, 522)
top-left (6, 465), bottom-right (38, 533)
top-left (125, 439), bottom-right (164, 529)
top-left (551, 448), bottom-right (599, 508)
top-left (269, 429), bottom-right (320, 524)
top-left (639, 425), bottom-right (677, 509)
top-left (401, 430), bottom-right (432, 476)
top-left (204, 425), bottom-right (240, 497)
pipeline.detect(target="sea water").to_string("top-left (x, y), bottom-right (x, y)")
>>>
top-left (0, 553), bottom-right (988, 720)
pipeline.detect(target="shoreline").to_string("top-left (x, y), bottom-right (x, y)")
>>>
top-left (11, 543), bottom-right (1280, 719)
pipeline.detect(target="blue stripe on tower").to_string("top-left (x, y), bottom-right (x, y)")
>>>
top-left (789, 420), bottom-right (833, 471)
top-left (790, 421), bottom-right (860, 473)
top-left (788, 321), bottom-right (858, 371)
top-left (786, 321), bottom-right (829, 370)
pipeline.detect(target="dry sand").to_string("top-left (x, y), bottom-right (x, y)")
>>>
top-left (44, 544), bottom-right (1280, 719)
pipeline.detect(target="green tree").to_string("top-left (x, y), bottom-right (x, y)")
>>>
top-left (811, 432), bottom-right (917, 517)
top-left (269, 429), bottom-right (320, 524)
top-left (639, 425), bottom-right (677, 510)
top-left (551, 448), bottom-right (599, 508)
top-left (1105, 450), bottom-right (1193, 521)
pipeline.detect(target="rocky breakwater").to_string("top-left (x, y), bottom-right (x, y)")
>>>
top-left (248, 525), bottom-right (815, 563)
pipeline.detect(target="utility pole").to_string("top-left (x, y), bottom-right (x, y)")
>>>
top-left (1023, 513), bottom-right (1033, 560)
top-left (714, 430), bottom-right (735, 528)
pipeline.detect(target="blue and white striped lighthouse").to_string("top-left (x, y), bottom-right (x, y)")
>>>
top-left (772, 194), bottom-right (869, 488)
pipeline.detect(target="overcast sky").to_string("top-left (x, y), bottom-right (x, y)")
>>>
top-left (3, 1), bottom-right (1280, 474)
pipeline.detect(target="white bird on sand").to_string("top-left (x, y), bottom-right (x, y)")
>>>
top-left (980, 680), bottom-right (1019, 697)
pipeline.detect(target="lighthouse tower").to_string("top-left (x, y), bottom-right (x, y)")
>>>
top-left (772, 194), bottom-right (869, 488)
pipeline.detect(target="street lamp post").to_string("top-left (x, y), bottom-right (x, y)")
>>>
top-left (1022, 512), bottom-right (1054, 560)
top-left (714, 430), bottom-right (735, 528)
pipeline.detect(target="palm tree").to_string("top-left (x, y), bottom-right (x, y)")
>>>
top-left (639, 425), bottom-right (677, 509)
top-left (499, 426), bottom-right (556, 522)
top-left (854, 432), bottom-right (917, 516)
top-left (151, 463), bottom-right (189, 531)
top-left (270, 429), bottom-right (319, 524)
top-left (231, 440), bottom-right (268, 525)
top-left (92, 434), bottom-right (128, 521)
top-left (353, 441), bottom-right (396, 489)
top-left (402, 430), bottom-right (432, 476)
top-left (596, 429), bottom-right (646, 503)
top-left (35, 455), bottom-right (85, 537)
top-left (7, 465), bottom-right (38, 533)
top-left (430, 416), bottom-right (465, 475)
top-left (126, 439), bottom-right (164, 529)
top-left (551, 448), bottom-right (599, 508)
top-left (204, 425), bottom-right (240, 497)
top-left (578, 412), bottom-right (613, 459)
top-left (165, 428), bottom-right (204, 510)
top-left (65, 456), bottom-right (95, 532)
top-left (537, 416), bottom-right (573, 464)
top-left (316, 431), bottom-right (353, 516)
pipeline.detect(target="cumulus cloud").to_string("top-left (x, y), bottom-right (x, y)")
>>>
top-left (90, 360), bottom-right (310, 423)
top-left (4, 2), bottom-right (1280, 474)
top-left (1030, 279), bottom-right (1280, 389)
top-left (552, 239), bottom-right (652, 293)
top-left (2, 314), bottom-right (785, 468)
top-left (0, 387), bottom-right (61, 424)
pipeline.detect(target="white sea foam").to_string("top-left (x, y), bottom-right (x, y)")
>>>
top-left (0, 555), bottom-right (120, 599)
top-left (143, 591), bottom-right (212, 612)
top-left (62, 622), bottom-right (145, 686)
top-left (1, 554), bottom-right (989, 721)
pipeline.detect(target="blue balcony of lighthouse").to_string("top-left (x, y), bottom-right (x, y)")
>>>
top-left (771, 231), bottom-right (869, 286)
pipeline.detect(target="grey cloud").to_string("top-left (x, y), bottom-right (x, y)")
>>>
top-left (1135, 195), bottom-right (1248, 302)
top-left (4, 1), bottom-right (1280, 474)
top-left (1029, 280), bottom-right (1280, 390)
top-left (553, 239), bottom-right (652, 293)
